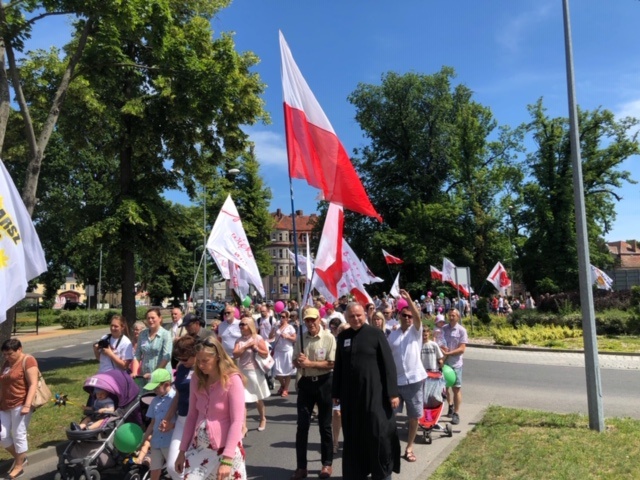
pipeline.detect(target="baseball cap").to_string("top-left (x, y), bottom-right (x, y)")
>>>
top-left (182, 313), bottom-right (203, 327)
top-left (435, 315), bottom-right (446, 324)
top-left (144, 369), bottom-right (172, 390)
top-left (303, 307), bottom-right (320, 320)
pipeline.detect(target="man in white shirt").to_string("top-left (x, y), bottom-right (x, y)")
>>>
top-left (387, 289), bottom-right (427, 463)
top-left (168, 307), bottom-right (186, 339)
top-left (257, 304), bottom-right (276, 341)
top-left (217, 305), bottom-right (241, 357)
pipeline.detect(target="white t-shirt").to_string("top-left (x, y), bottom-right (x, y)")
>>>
top-left (218, 320), bottom-right (242, 356)
top-left (420, 340), bottom-right (444, 372)
top-left (258, 315), bottom-right (276, 340)
top-left (98, 334), bottom-right (134, 373)
top-left (387, 325), bottom-right (427, 385)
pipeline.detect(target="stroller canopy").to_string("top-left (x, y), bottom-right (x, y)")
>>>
top-left (83, 369), bottom-right (140, 408)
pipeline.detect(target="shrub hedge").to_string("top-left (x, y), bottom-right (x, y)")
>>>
top-left (59, 310), bottom-right (119, 329)
top-left (492, 324), bottom-right (582, 346)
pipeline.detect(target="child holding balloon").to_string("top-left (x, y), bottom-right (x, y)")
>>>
top-left (141, 369), bottom-right (176, 480)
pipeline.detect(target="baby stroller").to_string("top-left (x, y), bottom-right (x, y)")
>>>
top-left (418, 371), bottom-right (453, 444)
top-left (54, 369), bottom-right (142, 480)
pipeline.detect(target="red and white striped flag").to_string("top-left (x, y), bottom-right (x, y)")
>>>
top-left (430, 266), bottom-right (443, 281)
top-left (314, 203), bottom-right (344, 297)
top-left (382, 249), bottom-right (404, 265)
top-left (280, 31), bottom-right (382, 222)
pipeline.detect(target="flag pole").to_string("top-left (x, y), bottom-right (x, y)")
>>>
top-left (284, 109), bottom-right (304, 352)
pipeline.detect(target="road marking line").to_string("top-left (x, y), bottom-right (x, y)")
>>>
top-left (40, 349), bottom-right (55, 352)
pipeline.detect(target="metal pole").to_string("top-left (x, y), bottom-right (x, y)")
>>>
top-left (562, 0), bottom-right (604, 432)
top-left (203, 185), bottom-right (207, 325)
top-left (98, 245), bottom-right (103, 310)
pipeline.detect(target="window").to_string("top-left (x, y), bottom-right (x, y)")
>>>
top-left (278, 233), bottom-right (283, 241)
top-left (70, 284), bottom-right (76, 290)
top-left (271, 249), bottom-right (276, 258)
top-left (279, 266), bottom-right (284, 276)
top-left (279, 249), bottom-right (283, 258)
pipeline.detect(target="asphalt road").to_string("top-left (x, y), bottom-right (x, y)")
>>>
top-left (13, 331), bottom-right (640, 479)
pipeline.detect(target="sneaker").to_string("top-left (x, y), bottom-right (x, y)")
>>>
top-left (451, 413), bottom-right (460, 425)
top-left (446, 405), bottom-right (454, 417)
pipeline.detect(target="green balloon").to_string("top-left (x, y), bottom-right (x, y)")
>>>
top-left (442, 364), bottom-right (456, 388)
top-left (114, 423), bottom-right (144, 454)
top-left (242, 296), bottom-right (252, 308)
top-left (439, 292), bottom-right (445, 298)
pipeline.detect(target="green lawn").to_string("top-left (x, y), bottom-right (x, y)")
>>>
top-left (431, 406), bottom-right (640, 480)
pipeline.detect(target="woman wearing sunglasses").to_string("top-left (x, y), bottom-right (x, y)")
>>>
top-left (233, 316), bottom-right (271, 433)
top-left (175, 336), bottom-right (246, 480)
top-left (270, 310), bottom-right (297, 397)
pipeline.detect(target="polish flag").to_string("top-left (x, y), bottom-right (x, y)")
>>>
top-left (382, 249), bottom-right (404, 265)
top-left (314, 203), bottom-right (344, 297)
top-left (279, 31), bottom-right (382, 222)
top-left (430, 266), bottom-right (443, 281)
top-left (487, 262), bottom-right (511, 292)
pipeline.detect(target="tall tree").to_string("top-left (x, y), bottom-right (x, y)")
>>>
top-left (516, 99), bottom-right (638, 293)
top-left (347, 68), bottom-right (520, 292)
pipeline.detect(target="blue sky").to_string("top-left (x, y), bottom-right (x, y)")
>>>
top-left (31, 0), bottom-right (640, 241)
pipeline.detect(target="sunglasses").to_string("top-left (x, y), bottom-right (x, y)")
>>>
top-left (239, 323), bottom-right (247, 327)
top-left (279, 315), bottom-right (287, 318)
top-left (176, 356), bottom-right (191, 362)
top-left (224, 311), bottom-right (233, 315)
top-left (401, 313), bottom-right (413, 319)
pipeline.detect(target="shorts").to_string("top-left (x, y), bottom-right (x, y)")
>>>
top-left (396, 381), bottom-right (424, 419)
top-left (451, 366), bottom-right (462, 388)
top-left (149, 446), bottom-right (170, 471)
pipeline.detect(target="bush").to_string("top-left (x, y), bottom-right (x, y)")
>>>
top-left (537, 290), bottom-right (634, 314)
top-left (59, 310), bottom-right (114, 329)
top-left (475, 298), bottom-right (491, 325)
top-left (594, 309), bottom-right (635, 335)
top-left (492, 324), bottom-right (582, 346)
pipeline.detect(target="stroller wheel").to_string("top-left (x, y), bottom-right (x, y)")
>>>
top-left (54, 474), bottom-right (63, 480)
top-left (123, 471), bottom-right (142, 480)
top-left (425, 433), bottom-right (432, 445)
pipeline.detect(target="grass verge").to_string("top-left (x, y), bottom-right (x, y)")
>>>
top-left (3, 362), bottom-right (99, 461)
top-left (430, 406), bottom-right (640, 480)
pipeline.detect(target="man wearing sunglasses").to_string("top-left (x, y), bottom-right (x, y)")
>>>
top-left (217, 305), bottom-right (241, 357)
top-left (387, 289), bottom-right (427, 464)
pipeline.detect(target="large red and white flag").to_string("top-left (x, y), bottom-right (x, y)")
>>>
top-left (430, 266), bottom-right (443, 281)
top-left (487, 262), bottom-right (511, 292)
top-left (382, 249), bottom-right (404, 265)
top-left (314, 203), bottom-right (344, 297)
top-left (279, 31), bottom-right (382, 222)
top-left (207, 195), bottom-right (265, 297)
top-left (0, 160), bottom-right (47, 322)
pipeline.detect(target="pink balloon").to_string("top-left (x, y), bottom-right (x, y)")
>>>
top-left (427, 291), bottom-right (432, 297)
top-left (320, 307), bottom-right (327, 318)
top-left (234, 307), bottom-right (240, 319)
top-left (274, 301), bottom-right (285, 314)
top-left (396, 298), bottom-right (409, 311)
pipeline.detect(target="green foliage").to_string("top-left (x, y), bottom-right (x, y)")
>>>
top-left (492, 324), bottom-right (582, 346)
top-left (595, 309), bottom-right (637, 335)
top-left (345, 68), bottom-right (522, 290)
top-left (59, 310), bottom-right (115, 329)
top-left (475, 297), bottom-right (491, 325)
top-left (516, 100), bottom-right (639, 294)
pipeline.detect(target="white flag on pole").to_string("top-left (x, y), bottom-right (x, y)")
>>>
top-left (390, 272), bottom-right (401, 298)
top-left (442, 257), bottom-right (457, 284)
top-left (206, 195), bottom-right (265, 297)
top-left (590, 265), bottom-right (613, 291)
top-left (0, 160), bottom-right (47, 322)
top-left (486, 261), bottom-right (511, 293)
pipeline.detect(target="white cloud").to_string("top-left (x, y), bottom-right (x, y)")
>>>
top-left (247, 129), bottom-right (288, 168)
top-left (496, 4), bottom-right (553, 54)
top-left (616, 99), bottom-right (640, 120)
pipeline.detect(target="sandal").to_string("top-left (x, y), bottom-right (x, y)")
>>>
top-left (281, 390), bottom-right (289, 397)
top-left (403, 450), bottom-right (417, 462)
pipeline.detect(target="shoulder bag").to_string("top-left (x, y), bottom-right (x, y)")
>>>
top-left (22, 355), bottom-right (52, 409)
top-left (253, 338), bottom-right (275, 374)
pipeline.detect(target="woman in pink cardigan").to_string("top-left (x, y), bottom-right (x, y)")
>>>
top-left (175, 335), bottom-right (247, 479)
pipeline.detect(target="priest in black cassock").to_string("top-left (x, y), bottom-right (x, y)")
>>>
top-left (332, 303), bottom-right (401, 480)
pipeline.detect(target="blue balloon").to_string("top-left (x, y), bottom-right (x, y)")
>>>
top-left (420, 295), bottom-right (426, 301)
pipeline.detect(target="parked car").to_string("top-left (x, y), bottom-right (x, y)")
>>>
top-left (195, 301), bottom-right (225, 319)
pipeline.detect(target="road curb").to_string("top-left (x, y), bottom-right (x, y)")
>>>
top-left (1, 443), bottom-right (65, 475)
top-left (467, 342), bottom-right (640, 357)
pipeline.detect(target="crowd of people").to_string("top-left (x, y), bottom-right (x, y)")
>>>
top-left (0, 292), bottom-right (476, 480)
